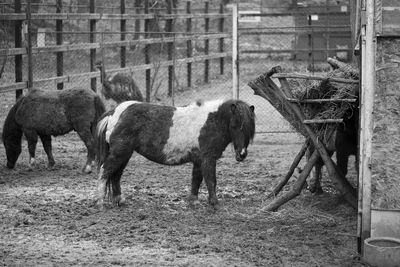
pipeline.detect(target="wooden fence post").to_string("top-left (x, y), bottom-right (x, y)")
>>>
top-left (232, 2), bottom-right (239, 99)
top-left (14, 0), bottom-right (23, 99)
top-left (26, 0), bottom-right (33, 90)
top-left (56, 0), bottom-right (63, 90)
top-left (204, 1), bottom-right (209, 83)
top-left (166, 0), bottom-right (174, 97)
top-left (144, 0), bottom-right (151, 102)
top-left (89, 0), bottom-right (96, 91)
top-left (218, 3), bottom-right (224, 75)
top-left (186, 1), bottom-right (192, 88)
top-left (134, 0), bottom-right (141, 41)
top-left (120, 0), bottom-right (126, 68)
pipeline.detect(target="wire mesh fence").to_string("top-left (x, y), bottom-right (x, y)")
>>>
top-left (0, 0), bottom-right (233, 108)
top-left (237, 0), bottom-right (352, 133)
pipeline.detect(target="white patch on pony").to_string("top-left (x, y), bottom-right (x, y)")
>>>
top-left (163, 99), bottom-right (225, 164)
top-left (104, 101), bottom-right (139, 143)
top-left (28, 157), bottom-right (36, 168)
top-left (97, 164), bottom-right (106, 203)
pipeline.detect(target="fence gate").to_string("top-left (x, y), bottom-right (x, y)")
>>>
top-left (233, 1), bottom-right (352, 133)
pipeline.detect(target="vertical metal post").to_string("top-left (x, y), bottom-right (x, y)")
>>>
top-left (56, 0), bottom-right (63, 89)
top-left (359, 0), bottom-right (375, 256)
top-left (14, 0), bottom-right (23, 99)
top-left (232, 2), bottom-right (239, 99)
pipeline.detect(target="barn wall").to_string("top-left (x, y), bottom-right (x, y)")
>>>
top-left (372, 38), bottom-right (400, 209)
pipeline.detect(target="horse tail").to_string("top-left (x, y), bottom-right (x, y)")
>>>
top-left (92, 95), bottom-right (106, 135)
top-left (95, 111), bottom-right (113, 171)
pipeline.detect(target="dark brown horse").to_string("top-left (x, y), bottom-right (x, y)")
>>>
top-left (95, 99), bottom-right (255, 208)
top-left (308, 107), bottom-right (358, 194)
top-left (95, 60), bottom-right (143, 109)
top-left (2, 87), bottom-right (105, 173)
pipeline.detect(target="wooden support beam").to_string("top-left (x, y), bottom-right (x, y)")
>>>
top-left (303, 119), bottom-right (343, 124)
top-left (265, 149), bottom-right (320, 211)
top-left (268, 140), bottom-right (309, 198)
top-left (287, 98), bottom-right (357, 103)
top-left (272, 73), bottom-right (359, 84)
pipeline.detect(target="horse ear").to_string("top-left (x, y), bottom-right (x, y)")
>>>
top-left (250, 105), bottom-right (255, 113)
top-left (231, 103), bottom-right (237, 114)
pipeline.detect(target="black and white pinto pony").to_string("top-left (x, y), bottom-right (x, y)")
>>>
top-left (95, 99), bottom-right (255, 208)
top-left (2, 87), bottom-right (105, 173)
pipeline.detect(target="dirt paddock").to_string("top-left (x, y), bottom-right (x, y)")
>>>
top-left (0, 125), bottom-right (365, 266)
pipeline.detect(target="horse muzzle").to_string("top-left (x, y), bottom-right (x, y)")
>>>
top-left (235, 148), bottom-right (247, 162)
top-left (6, 161), bottom-right (15, 169)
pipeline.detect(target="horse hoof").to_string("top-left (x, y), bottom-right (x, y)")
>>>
top-left (114, 195), bottom-right (126, 206)
top-left (95, 198), bottom-right (105, 209)
top-left (83, 165), bottom-right (92, 174)
top-left (208, 198), bottom-right (219, 208)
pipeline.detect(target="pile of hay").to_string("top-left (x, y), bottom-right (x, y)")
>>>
top-left (288, 59), bottom-right (359, 142)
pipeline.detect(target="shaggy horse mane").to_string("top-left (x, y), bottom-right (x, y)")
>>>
top-left (218, 99), bottom-right (256, 142)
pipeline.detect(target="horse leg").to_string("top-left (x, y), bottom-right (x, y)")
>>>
top-left (201, 158), bottom-right (218, 208)
top-left (188, 162), bottom-right (203, 205)
top-left (75, 126), bottom-right (95, 173)
top-left (308, 160), bottom-right (324, 195)
top-left (97, 147), bottom-right (132, 207)
top-left (336, 150), bottom-right (349, 177)
top-left (24, 130), bottom-right (38, 169)
top-left (39, 134), bottom-right (55, 168)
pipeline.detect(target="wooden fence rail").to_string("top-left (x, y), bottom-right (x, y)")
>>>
top-left (0, 0), bottom-right (230, 102)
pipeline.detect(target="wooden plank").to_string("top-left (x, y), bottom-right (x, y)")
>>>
top-left (89, 0), bottom-right (96, 91)
top-left (273, 73), bottom-right (359, 84)
top-left (242, 48), bottom-right (352, 54)
top-left (303, 119), bottom-right (343, 124)
top-left (144, 0), bottom-right (151, 102)
top-left (204, 1), bottom-right (209, 84)
top-left (232, 3), bottom-right (239, 99)
top-left (166, 0), bottom-right (174, 97)
top-left (360, 0), bottom-right (375, 255)
top-left (56, 0), bottom-right (63, 90)
top-left (0, 82), bottom-right (27, 93)
top-left (186, 1), bottom-right (192, 88)
top-left (0, 34), bottom-right (231, 56)
top-left (218, 3), bottom-right (224, 75)
top-left (287, 98), bottom-right (357, 103)
top-left (15, 0), bottom-right (23, 100)
top-left (0, 13), bottom-right (230, 21)
top-left (120, 0), bottom-right (126, 68)
top-left (0, 52), bottom-right (230, 93)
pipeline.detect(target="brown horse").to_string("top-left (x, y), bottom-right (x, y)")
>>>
top-left (2, 87), bottom-right (105, 173)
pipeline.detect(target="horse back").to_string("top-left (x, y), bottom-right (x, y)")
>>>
top-left (15, 88), bottom-right (99, 136)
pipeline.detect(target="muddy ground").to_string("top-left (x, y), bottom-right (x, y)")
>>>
top-left (0, 58), bottom-right (370, 266)
top-left (0, 130), bottom-right (364, 266)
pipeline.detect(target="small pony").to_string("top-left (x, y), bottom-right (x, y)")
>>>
top-left (2, 87), bottom-right (105, 173)
top-left (308, 107), bottom-right (359, 194)
top-left (95, 99), bottom-right (255, 208)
